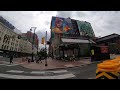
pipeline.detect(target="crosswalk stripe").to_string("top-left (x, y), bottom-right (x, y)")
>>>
top-left (0, 73), bottom-right (75, 79)
top-left (0, 64), bottom-right (19, 66)
top-left (31, 71), bottom-right (45, 74)
top-left (47, 70), bottom-right (68, 73)
top-left (6, 70), bottom-right (24, 73)
top-left (29, 70), bottom-right (68, 74)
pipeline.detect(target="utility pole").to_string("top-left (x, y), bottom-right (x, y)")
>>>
top-left (30, 27), bottom-right (37, 62)
top-left (45, 31), bottom-right (48, 66)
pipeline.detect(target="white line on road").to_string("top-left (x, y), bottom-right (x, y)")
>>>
top-left (0, 73), bottom-right (75, 79)
top-left (30, 70), bottom-right (68, 74)
top-left (0, 64), bottom-right (19, 66)
top-left (31, 70), bottom-right (68, 74)
top-left (31, 71), bottom-right (45, 74)
top-left (6, 70), bottom-right (24, 73)
top-left (48, 70), bottom-right (68, 73)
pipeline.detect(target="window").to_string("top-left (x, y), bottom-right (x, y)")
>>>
top-left (7, 46), bottom-right (8, 49)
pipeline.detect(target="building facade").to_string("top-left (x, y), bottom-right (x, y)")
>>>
top-left (22, 31), bottom-right (39, 53)
top-left (0, 21), bottom-right (20, 56)
top-left (96, 33), bottom-right (120, 54)
top-left (0, 16), bottom-right (36, 57)
top-left (49, 16), bottom-right (96, 60)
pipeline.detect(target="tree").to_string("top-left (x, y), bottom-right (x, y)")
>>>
top-left (37, 48), bottom-right (47, 58)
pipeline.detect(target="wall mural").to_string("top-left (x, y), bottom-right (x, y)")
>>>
top-left (51, 16), bottom-right (95, 40)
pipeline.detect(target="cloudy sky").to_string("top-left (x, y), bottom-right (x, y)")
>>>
top-left (0, 11), bottom-right (120, 48)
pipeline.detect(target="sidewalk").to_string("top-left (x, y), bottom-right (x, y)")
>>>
top-left (21, 58), bottom-right (92, 70)
top-left (0, 57), bottom-right (26, 64)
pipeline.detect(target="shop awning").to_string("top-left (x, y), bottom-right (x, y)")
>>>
top-left (61, 38), bottom-right (96, 44)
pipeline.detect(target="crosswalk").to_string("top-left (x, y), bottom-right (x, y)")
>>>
top-left (0, 63), bottom-right (24, 66)
top-left (0, 69), bottom-right (76, 79)
top-left (0, 63), bottom-right (20, 66)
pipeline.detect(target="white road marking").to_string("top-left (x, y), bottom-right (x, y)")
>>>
top-left (6, 70), bottom-right (24, 73)
top-left (0, 64), bottom-right (19, 66)
top-left (0, 73), bottom-right (75, 79)
top-left (48, 70), bottom-right (68, 73)
top-left (31, 70), bottom-right (68, 74)
top-left (31, 71), bottom-right (45, 74)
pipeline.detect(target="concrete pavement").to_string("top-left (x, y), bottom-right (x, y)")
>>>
top-left (21, 57), bottom-right (92, 70)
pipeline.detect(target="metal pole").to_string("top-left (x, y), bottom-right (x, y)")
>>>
top-left (31, 27), bottom-right (36, 62)
top-left (45, 31), bottom-right (48, 66)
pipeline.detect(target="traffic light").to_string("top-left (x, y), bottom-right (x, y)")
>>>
top-left (41, 37), bottom-right (45, 44)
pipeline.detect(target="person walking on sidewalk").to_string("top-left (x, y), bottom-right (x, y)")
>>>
top-left (10, 54), bottom-right (14, 64)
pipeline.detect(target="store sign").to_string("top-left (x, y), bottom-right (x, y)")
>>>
top-left (100, 47), bottom-right (108, 53)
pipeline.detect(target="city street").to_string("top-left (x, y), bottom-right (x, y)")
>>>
top-left (0, 60), bottom-right (98, 79)
top-left (0, 54), bottom-right (119, 79)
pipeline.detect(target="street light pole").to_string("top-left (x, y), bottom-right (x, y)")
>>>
top-left (45, 31), bottom-right (48, 66)
top-left (30, 27), bottom-right (37, 62)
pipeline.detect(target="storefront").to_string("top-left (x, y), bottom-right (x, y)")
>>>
top-left (54, 38), bottom-right (96, 60)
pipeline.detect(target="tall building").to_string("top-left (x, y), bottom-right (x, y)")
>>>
top-left (0, 16), bottom-right (34, 57)
top-left (49, 16), bottom-right (96, 59)
top-left (21, 31), bottom-right (39, 52)
top-left (0, 16), bottom-right (21, 57)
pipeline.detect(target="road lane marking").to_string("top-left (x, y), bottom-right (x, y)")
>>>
top-left (31, 70), bottom-right (68, 74)
top-left (48, 70), bottom-right (68, 73)
top-left (31, 71), bottom-right (45, 74)
top-left (6, 70), bottom-right (24, 73)
top-left (0, 73), bottom-right (75, 79)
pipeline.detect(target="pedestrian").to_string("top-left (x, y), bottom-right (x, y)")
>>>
top-left (10, 54), bottom-right (13, 64)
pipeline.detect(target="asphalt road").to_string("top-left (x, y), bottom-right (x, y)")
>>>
top-left (0, 62), bottom-right (98, 79)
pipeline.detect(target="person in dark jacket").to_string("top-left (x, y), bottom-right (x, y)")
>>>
top-left (10, 54), bottom-right (14, 64)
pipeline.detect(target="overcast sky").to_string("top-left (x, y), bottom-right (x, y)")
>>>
top-left (0, 11), bottom-right (120, 48)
